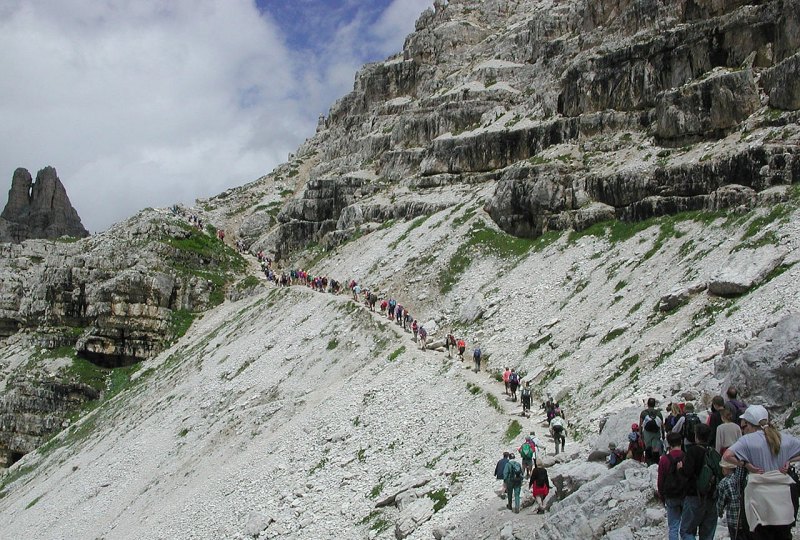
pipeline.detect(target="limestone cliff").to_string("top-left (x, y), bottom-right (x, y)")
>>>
top-left (0, 167), bottom-right (89, 243)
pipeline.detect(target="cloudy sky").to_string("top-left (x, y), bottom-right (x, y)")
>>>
top-left (0, 0), bottom-right (432, 232)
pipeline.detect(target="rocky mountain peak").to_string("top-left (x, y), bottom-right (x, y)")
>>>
top-left (0, 166), bottom-right (89, 243)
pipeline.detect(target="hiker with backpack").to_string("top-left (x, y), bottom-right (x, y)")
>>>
top-left (473, 345), bottom-right (482, 373)
top-left (529, 465), bottom-right (551, 514)
top-left (520, 382), bottom-right (532, 416)
top-left (457, 338), bottom-right (466, 360)
top-left (502, 367), bottom-right (511, 395)
top-left (627, 424), bottom-right (646, 463)
top-left (411, 320), bottom-right (418, 342)
top-left (503, 453), bottom-right (524, 513)
top-left (679, 423), bottom-right (721, 540)
top-left (508, 369), bottom-right (519, 401)
top-left (494, 451), bottom-right (510, 498)
top-left (672, 402), bottom-right (703, 450)
top-left (658, 432), bottom-right (687, 540)
top-left (445, 333), bottom-right (455, 357)
top-left (640, 397), bottom-right (665, 465)
top-left (665, 403), bottom-right (683, 432)
top-left (550, 415), bottom-right (566, 455)
top-left (519, 436), bottom-right (536, 478)
top-left (418, 326), bottom-right (428, 350)
top-left (723, 405), bottom-right (800, 539)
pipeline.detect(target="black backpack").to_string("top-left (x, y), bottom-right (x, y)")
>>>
top-left (661, 454), bottom-right (689, 498)
top-left (682, 413), bottom-right (702, 443)
top-left (695, 446), bottom-right (722, 497)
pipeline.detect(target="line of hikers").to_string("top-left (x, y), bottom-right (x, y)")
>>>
top-left (494, 433), bottom-right (552, 514)
top-left (605, 391), bottom-right (800, 540)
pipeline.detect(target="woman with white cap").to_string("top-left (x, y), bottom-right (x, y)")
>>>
top-left (723, 405), bottom-right (800, 539)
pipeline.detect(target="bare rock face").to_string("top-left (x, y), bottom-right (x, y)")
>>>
top-left (654, 69), bottom-right (761, 143)
top-left (715, 314), bottom-right (800, 412)
top-left (0, 167), bottom-right (89, 243)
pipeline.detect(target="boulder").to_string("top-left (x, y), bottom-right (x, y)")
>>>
top-left (394, 496), bottom-right (434, 539)
top-left (715, 314), bottom-right (800, 411)
top-left (763, 52), bottom-right (800, 110)
top-left (658, 282), bottom-right (707, 312)
top-left (458, 294), bottom-right (485, 324)
top-left (237, 211), bottom-right (274, 250)
top-left (243, 511), bottom-right (274, 537)
top-left (707, 246), bottom-right (787, 296)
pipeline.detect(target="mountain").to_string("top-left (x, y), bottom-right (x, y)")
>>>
top-left (1, 1), bottom-right (799, 539)
top-left (0, 167), bottom-right (89, 243)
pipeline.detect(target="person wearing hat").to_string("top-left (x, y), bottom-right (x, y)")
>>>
top-left (723, 405), bottom-right (800, 539)
top-left (626, 423), bottom-right (645, 462)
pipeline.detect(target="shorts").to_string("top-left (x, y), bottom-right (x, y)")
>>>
top-left (531, 484), bottom-right (549, 498)
top-left (522, 458), bottom-right (533, 467)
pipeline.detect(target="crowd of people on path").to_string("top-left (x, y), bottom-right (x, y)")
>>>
top-left (603, 389), bottom-right (800, 540)
top-left (495, 432), bottom-right (552, 514)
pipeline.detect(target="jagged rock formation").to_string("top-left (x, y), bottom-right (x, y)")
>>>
top-left (0, 208), bottom-right (248, 463)
top-left (212, 0), bottom-right (800, 260)
top-left (0, 167), bottom-right (89, 243)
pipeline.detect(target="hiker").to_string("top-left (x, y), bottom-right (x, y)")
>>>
top-left (445, 333), bottom-right (455, 357)
top-left (627, 423), bottom-right (646, 463)
top-left (672, 402), bottom-right (702, 450)
top-left (529, 465), bottom-right (551, 514)
top-left (680, 423), bottom-right (721, 540)
top-left (419, 326), bottom-right (428, 350)
top-left (725, 387), bottom-right (748, 427)
top-left (716, 461), bottom-right (750, 540)
top-left (607, 442), bottom-right (625, 468)
top-left (503, 453), bottom-right (523, 513)
top-left (508, 369), bottom-right (519, 401)
top-left (352, 283), bottom-right (361, 301)
top-left (411, 320), bottom-right (418, 342)
top-left (715, 407), bottom-right (742, 457)
top-left (707, 395), bottom-right (726, 446)
top-left (550, 415), bottom-right (566, 454)
top-left (502, 367), bottom-right (511, 395)
top-left (723, 405), bottom-right (800, 539)
top-left (457, 338), bottom-right (466, 360)
top-left (665, 402), bottom-right (683, 432)
top-left (640, 397), bottom-right (665, 465)
top-left (519, 436), bottom-right (536, 478)
top-left (473, 345), bottom-right (482, 373)
top-left (494, 451), bottom-right (510, 498)
top-left (658, 432), bottom-right (687, 540)
top-left (520, 382), bottom-right (532, 416)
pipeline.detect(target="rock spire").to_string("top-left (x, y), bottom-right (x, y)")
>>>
top-left (0, 166), bottom-right (89, 242)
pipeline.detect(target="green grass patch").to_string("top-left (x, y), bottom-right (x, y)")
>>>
top-left (439, 223), bottom-right (537, 293)
top-left (614, 280), bottom-right (627, 292)
top-left (369, 479), bottom-right (385, 499)
top-left (486, 393), bottom-right (503, 413)
top-left (326, 339), bottom-right (339, 350)
top-left (540, 367), bottom-right (562, 385)
top-left (628, 300), bottom-right (644, 316)
top-left (525, 334), bottom-right (551, 356)
top-left (25, 494), bottom-right (44, 509)
top-left (504, 420), bottom-right (522, 443)
top-left (388, 346), bottom-right (405, 362)
top-left (600, 327), bottom-right (627, 344)
top-left (170, 309), bottom-right (196, 341)
top-left (388, 215), bottom-right (430, 249)
top-left (603, 354), bottom-right (640, 387)
top-left (427, 488), bottom-right (450, 512)
top-left (178, 428), bottom-right (189, 437)
top-left (236, 276), bottom-right (261, 290)
top-left (466, 382), bottom-right (482, 395)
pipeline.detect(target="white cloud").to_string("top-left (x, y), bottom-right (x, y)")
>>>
top-left (0, 0), bottom-right (431, 232)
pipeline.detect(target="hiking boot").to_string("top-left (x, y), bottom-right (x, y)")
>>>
top-left (506, 503), bottom-right (512, 510)
top-left (514, 507), bottom-right (519, 514)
